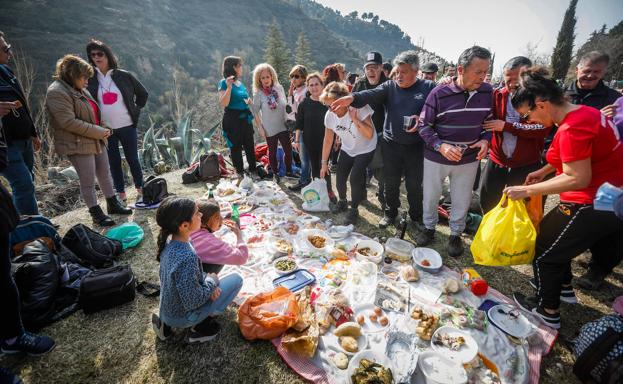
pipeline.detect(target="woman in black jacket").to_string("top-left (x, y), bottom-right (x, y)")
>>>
top-left (86, 39), bottom-right (148, 204)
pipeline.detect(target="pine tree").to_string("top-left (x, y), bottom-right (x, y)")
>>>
top-left (264, 20), bottom-right (291, 86)
top-left (550, 0), bottom-right (578, 81)
top-left (294, 32), bottom-right (315, 71)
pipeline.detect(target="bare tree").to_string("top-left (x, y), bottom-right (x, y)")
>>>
top-left (523, 41), bottom-right (551, 67)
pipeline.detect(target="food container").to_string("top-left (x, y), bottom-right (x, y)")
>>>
top-left (384, 238), bottom-right (414, 263)
top-left (347, 350), bottom-right (395, 384)
top-left (301, 229), bottom-right (334, 252)
top-left (355, 239), bottom-right (384, 264)
top-left (273, 257), bottom-right (298, 275)
top-left (327, 225), bottom-right (353, 240)
top-left (412, 248), bottom-right (443, 274)
top-left (418, 351), bottom-right (468, 384)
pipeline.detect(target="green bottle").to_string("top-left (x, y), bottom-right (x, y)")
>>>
top-left (208, 188), bottom-right (215, 199)
top-left (231, 203), bottom-right (240, 226)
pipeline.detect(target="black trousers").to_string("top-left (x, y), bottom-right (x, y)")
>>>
top-left (0, 231), bottom-right (24, 340)
top-left (533, 203), bottom-right (623, 309)
top-left (336, 149), bottom-right (374, 208)
top-left (306, 147), bottom-right (333, 193)
top-left (202, 263), bottom-right (224, 274)
top-left (222, 109), bottom-right (256, 174)
top-left (480, 159), bottom-right (543, 213)
top-left (382, 138), bottom-right (424, 221)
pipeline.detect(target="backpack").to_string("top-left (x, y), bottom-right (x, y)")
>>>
top-left (62, 224), bottom-right (122, 268)
top-left (181, 162), bottom-right (200, 184)
top-left (142, 175), bottom-right (169, 205)
top-left (9, 215), bottom-right (62, 257)
top-left (573, 314), bottom-right (623, 383)
top-left (79, 265), bottom-right (136, 313)
top-left (197, 152), bottom-right (221, 181)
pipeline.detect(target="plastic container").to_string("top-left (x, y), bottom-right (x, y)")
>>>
top-left (462, 268), bottom-right (489, 296)
top-left (272, 269), bottom-right (316, 292)
top-left (355, 239), bottom-right (384, 264)
top-left (412, 248), bottom-right (443, 274)
top-left (384, 238), bottom-right (414, 263)
top-left (418, 351), bottom-right (468, 384)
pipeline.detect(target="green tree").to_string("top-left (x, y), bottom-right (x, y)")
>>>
top-left (294, 31), bottom-right (315, 71)
top-left (264, 20), bottom-right (291, 86)
top-left (550, 0), bottom-right (578, 81)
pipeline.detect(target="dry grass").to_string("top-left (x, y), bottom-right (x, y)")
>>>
top-left (2, 169), bottom-right (621, 383)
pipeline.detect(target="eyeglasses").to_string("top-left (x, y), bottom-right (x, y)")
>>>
top-left (90, 51), bottom-right (104, 58)
top-left (520, 107), bottom-right (534, 120)
top-left (290, 74), bottom-right (300, 79)
top-left (2, 44), bottom-right (11, 54)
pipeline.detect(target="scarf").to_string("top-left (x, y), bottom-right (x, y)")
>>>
top-left (262, 86), bottom-right (279, 110)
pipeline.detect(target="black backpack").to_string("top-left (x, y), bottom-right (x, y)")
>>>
top-left (197, 152), bottom-right (221, 182)
top-left (573, 314), bottom-right (623, 383)
top-left (142, 175), bottom-right (169, 205)
top-left (181, 162), bottom-right (200, 184)
top-left (62, 224), bottom-right (122, 268)
top-left (79, 265), bottom-right (136, 313)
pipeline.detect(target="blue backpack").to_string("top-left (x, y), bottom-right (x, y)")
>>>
top-left (9, 216), bottom-right (61, 257)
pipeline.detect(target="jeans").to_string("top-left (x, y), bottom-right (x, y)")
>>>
top-left (336, 149), bottom-right (375, 208)
top-left (1, 139), bottom-right (38, 215)
top-left (0, 231), bottom-right (24, 340)
top-left (67, 151), bottom-right (116, 208)
top-left (423, 159), bottom-right (479, 235)
top-left (382, 138), bottom-right (424, 221)
top-left (107, 125), bottom-right (144, 193)
top-left (298, 135), bottom-right (311, 185)
top-left (160, 273), bottom-right (243, 329)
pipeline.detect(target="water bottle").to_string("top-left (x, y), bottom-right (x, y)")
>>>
top-left (231, 203), bottom-right (240, 226)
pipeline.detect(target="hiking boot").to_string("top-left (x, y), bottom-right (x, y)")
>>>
top-left (89, 205), bottom-right (115, 227)
top-left (188, 318), bottom-right (221, 343)
top-left (447, 235), bottom-right (464, 258)
top-left (1, 331), bottom-right (56, 356)
top-left (576, 269), bottom-right (608, 291)
top-left (288, 181), bottom-right (308, 192)
top-left (529, 279), bottom-right (577, 304)
top-left (345, 208), bottom-right (360, 225)
top-left (330, 199), bottom-right (348, 214)
top-left (415, 229), bottom-right (435, 246)
top-left (152, 313), bottom-right (172, 341)
top-left (378, 215), bottom-right (396, 229)
top-left (513, 292), bottom-right (561, 329)
top-left (0, 367), bottom-right (22, 384)
top-left (106, 196), bottom-right (132, 215)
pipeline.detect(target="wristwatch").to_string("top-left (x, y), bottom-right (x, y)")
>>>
top-left (434, 142), bottom-right (442, 152)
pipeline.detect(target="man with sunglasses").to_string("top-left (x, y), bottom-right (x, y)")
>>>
top-left (0, 31), bottom-right (40, 215)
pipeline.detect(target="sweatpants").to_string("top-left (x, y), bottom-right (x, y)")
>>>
top-left (423, 159), bottom-right (479, 235)
top-left (533, 203), bottom-right (623, 309)
top-left (336, 149), bottom-right (375, 208)
top-left (480, 159), bottom-right (543, 213)
top-left (382, 138), bottom-right (424, 221)
top-left (368, 141), bottom-right (385, 209)
top-left (68, 151), bottom-right (115, 208)
top-left (222, 109), bottom-right (256, 174)
top-left (306, 147), bottom-right (333, 193)
top-left (0, 231), bottom-right (24, 340)
top-left (266, 130), bottom-right (292, 174)
top-left (107, 125), bottom-right (144, 193)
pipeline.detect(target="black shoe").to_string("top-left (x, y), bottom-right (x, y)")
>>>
top-left (513, 292), bottom-right (561, 329)
top-left (411, 220), bottom-right (426, 232)
top-left (0, 331), bottom-right (56, 356)
top-left (152, 313), bottom-right (172, 341)
top-left (285, 171), bottom-right (298, 179)
top-left (288, 182), bottom-right (308, 192)
top-left (378, 215), bottom-right (396, 229)
top-left (273, 174), bottom-right (281, 184)
top-left (0, 367), bottom-right (22, 384)
top-left (447, 235), bottom-right (464, 258)
top-left (89, 205), bottom-right (115, 227)
top-left (576, 269), bottom-right (607, 291)
top-left (188, 319), bottom-right (221, 343)
top-left (106, 196), bottom-right (132, 215)
top-left (529, 279), bottom-right (577, 304)
top-left (330, 199), bottom-right (348, 214)
top-left (345, 208), bottom-right (360, 225)
top-left (415, 229), bottom-right (435, 246)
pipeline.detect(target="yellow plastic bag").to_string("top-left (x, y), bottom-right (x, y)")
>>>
top-left (471, 194), bottom-right (537, 266)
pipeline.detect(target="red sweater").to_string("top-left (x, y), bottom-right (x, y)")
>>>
top-left (489, 87), bottom-right (552, 168)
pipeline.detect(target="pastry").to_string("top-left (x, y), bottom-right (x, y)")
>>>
top-left (334, 322), bottom-right (362, 338)
top-left (339, 336), bottom-right (359, 353)
top-left (333, 352), bottom-right (349, 369)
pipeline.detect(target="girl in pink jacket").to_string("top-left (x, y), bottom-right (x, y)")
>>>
top-left (191, 199), bottom-right (249, 274)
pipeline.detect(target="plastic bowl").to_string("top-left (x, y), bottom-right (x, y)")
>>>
top-left (412, 247), bottom-right (443, 274)
top-left (273, 257), bottom-right (298, 275)
top-left (347, 350), bottom-right (395, 384)
top-left (418, 350), bottom-right (468, 384)
top-left (355, 239), bottom-right (384, 264)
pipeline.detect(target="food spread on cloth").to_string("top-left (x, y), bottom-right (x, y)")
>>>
top-left (209, 178), bottom-right (556, 384)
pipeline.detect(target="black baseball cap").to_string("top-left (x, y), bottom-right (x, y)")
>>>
top-left (421, 62), bottom-right (439, 73)
top-left (364, 51), bottom-right (383, 67)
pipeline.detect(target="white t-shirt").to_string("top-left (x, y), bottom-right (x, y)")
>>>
top-left (324, 105), bottom-right (377, 157)
top-left (96, 68), bottom-right (133, 129)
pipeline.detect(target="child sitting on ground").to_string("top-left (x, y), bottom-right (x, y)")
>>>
top-left (151, 197), bottom-right (243, 343)
top-left (191, 199), bottom-right (249, 274)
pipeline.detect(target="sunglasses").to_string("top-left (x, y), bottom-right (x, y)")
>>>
top-left (520, 107), bottom-right (534, 120)
top-left (2, 44), bottom-right (11, 54)
top-left (290, 74), bottom-right (301, 79)
top-left (90, 51), bottom-right (105, 58)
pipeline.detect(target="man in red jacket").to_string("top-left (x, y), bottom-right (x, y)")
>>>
top-left (480, 57), bottom-right (552, 213)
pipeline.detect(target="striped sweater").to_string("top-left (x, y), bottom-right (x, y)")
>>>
top-left (418, 80), bottom-right (493, 165)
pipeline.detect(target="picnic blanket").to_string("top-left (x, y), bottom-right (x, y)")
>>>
top-left (211, 178), bottom-right (557, 384)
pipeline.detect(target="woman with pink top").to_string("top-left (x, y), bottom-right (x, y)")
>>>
top-left (191, 200), bottom-right (249, 274)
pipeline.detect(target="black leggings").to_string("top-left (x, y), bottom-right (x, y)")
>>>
top-left (336, 149), bottom-right (375, 208)
top-left (306, 147), bottom-right (333, 193)
top-left (222, 109), bottom-right (256, 174)
top-left (0, 231), bottom-right (24, 340)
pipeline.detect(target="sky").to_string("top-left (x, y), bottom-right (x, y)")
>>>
top-left (315, 0), bottom-right (623, 76)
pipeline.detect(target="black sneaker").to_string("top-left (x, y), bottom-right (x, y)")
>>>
top-left (0, 332), bottom-right (56, 356)
top-left (513, 292), bottom-right (561, 329)
top-left (378, 215), bottom-right (396, 229)
top-left (529, 279), bottom-right (577, 304)
top-left (345, 208), bottom-right (359, 225)
top-left (152, 313), bottom-right (172, 341)
top-left (330, 199), bottom-right (348, 214)
top-left (188, 319), bottom-right (221, 343)
top-left (273, 174), bottom-right (281, 184)
top-left (415, 229), bottom-right (435, 246)
top-left (447, 235), bottom-right (464, 258)
top-left (284, 172), bottom-right (298, 179)
top-left (576, 269), bottom-right (607, 291)
top-left (0, 367), bottom-right (22, 384)
top-left (411, 220), bottom-right (426, 232)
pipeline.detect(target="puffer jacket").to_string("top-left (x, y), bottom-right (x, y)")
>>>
top-left (45, 80), bottom-right (109, 156)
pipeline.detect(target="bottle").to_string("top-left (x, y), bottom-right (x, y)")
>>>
top-left (461, 268), bottom-right (489, 296)
top-left (231, 203), bottom-right (240, 226)
top-left (397, 212), bottom-right (408, 239)
top-left (207, 188), bottom-right (215, 199)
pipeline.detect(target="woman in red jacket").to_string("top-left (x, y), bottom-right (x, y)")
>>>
top-left (505, 67), bottom-right (623, 329)
top-left (480, 56), bottom-right (552, 212)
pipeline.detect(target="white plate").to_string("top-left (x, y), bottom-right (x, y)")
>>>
top-left (347, 350), bottom-right (395, 384)
top-left (334, 332), bottom-right (368, 356)
top-left (418, 350), bottom-right (468, 384)
top-left (301, 229), bottom-right (334, 251)
top-left (488, 304), bottom-right (534, 339)
top-left (430, 326), bottom-right (478, 364)
top-left (272, 256), bottom-right (297, 275)
top-left (352, 303), bottom-right (390, 333)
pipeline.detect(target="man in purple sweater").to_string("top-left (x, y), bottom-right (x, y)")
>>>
top-left (417, 46), bottom-right (493, 257)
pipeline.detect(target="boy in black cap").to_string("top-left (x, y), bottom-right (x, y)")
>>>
top-left (420, 62), bottom-right (439, 82)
